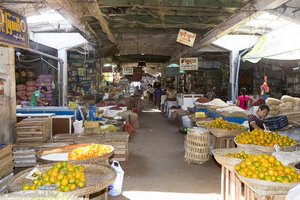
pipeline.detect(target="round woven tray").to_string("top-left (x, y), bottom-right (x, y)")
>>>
top-left (7, 164), bottom-right (116, 197)
top-left (209, 127), bottom-right (247, 138)
top-left (235, 170), bottom-right (298, 196)
top-left (0, 190), bottom-right (80, 199)
top-left (212, 148), bottom-right (263, 171)
top-left (36, 144), bottom-right (114, 164)
top-left (234, 138), bottom-right (297, 154)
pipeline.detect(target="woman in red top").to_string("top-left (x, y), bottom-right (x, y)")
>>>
top-left (237, 87), bottom-right (250, 110)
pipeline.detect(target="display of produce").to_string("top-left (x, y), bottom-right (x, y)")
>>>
top-left (225, 151), bottom-right (253, 159)
top-left (68, 144), bottom-right (113, 161)
top-left (235, 129), bottom-right (297, 147)
top-left (21, 162), bottom-right (86, 192)
top-left (68, 102), bottom-right (79, 110)
top-left (207, 118), bottom-right (245, 131)
top-left (235, 154), bottom-right (300, 183)
top-left (202, 98), bottom-right (228, 107)
top-left (196, 97), bottom-right (210, 103)
top-left (195, 112), bottom-right (206, 118)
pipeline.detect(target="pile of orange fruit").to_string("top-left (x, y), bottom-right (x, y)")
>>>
top-left (68, 144), bottom-right (112, 160)
top-left (207, 118), bottom-right (245, 131)
top-left (235, 154), bottom-right (300, 183)
top-left (235, 129), bottom-right (296, 147)
top-left (22, 162), bottom-right (86, 192)
top-left (225, 151), bottom-right (253, 159)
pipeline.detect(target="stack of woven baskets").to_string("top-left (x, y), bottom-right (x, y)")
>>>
top-left (184, 127), bottom-right (210, 164)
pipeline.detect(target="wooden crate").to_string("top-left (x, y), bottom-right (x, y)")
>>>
top-left (221, 165), bottom-right (287, 200)
top-left (15, 118), bottom-right (51, 143)
top-left (13, 145), bottom-right (37, 168)
top-left (215, 136), bottom-right (236, 149)
top-left (0, 144), bottom-right (13, 178)
top-left (102, 132), bottom-right (129, 161)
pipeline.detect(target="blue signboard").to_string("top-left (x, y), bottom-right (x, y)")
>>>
top-left (0, 6), bottom-right (29, 48)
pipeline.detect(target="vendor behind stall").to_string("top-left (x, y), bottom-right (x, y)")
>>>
top-left (29, 86), bottom-right (48, 107)
top-left (248, 104), bottom-right (269, 131)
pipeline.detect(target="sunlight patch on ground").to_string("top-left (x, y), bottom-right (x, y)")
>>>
top-left (122, 191), bottom-right (221, 200)
top-left (142, 109), bottom-right (161, 113)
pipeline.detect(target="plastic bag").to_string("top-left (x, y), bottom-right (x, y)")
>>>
top-left (73, 120), bottom-right (84, 134)
top-left (182, 115), bottom-right (192, 128)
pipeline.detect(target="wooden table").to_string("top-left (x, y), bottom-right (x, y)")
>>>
top-left (221, 165), bottom-right (286, 200)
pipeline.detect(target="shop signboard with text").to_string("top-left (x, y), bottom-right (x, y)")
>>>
top-left (180, 58), bottom-right (198, 71)
top-left (122, 67), bottom-right (133, 75)
top-left (176, 29), bottom-right (196, 47)
top-left (0, 6), bottom-right (29, 48)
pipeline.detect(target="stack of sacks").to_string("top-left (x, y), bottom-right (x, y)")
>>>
top-left (25, 80), bottom-right (37, 101)
top-left (16, 84), bottom-right (27, 101)
top-left (279, 95), bottom-right (297, 114)
top-left (266, 97), bottom-right (281, 116)
top-left (36, 74), bottom-right (53, 105)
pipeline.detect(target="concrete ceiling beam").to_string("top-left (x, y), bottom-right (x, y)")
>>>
top-left (171, 0), bottom-right (290, 61)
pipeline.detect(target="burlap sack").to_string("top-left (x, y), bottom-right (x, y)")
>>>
top-left (266, 97), bottom-right (281, 105)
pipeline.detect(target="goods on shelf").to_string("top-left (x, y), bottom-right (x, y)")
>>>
top-left (68, 144), bottom-right (113, 160)
top-left (36, 74), bottom-right (53, 105)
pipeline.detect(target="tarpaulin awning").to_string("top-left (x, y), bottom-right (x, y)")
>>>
top-left (243, 23), bottom-right (300, 63)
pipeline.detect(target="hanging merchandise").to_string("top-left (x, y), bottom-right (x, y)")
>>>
top-left (0, 79), bottom-right (4, 95)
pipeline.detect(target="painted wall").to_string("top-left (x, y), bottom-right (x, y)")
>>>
top-left (0, 46), bottom-right (16, 143)
top-left (30, 32), bottom-right (87, 105)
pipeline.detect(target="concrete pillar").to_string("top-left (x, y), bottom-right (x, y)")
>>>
top-left (0, 46), bottom-right (16, 143)
top-left (229, 51), bottom-right (239, 102)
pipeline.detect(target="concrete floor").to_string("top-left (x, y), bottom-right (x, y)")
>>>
top-left (109, 103), bottom-right (221, 200)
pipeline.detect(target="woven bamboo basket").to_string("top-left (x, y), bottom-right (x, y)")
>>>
top-left (234, 138), bottom-right (297, 154)
top-left (184, 128), bottom-right (210, 164)
top-left (0, 190), bottom-right (79, 199)
top-left (7, 164), bottom-right (116, 197)
top-left (212, 148), bottom-right (263, 171)
top-left (208, 127), bottom-right (247, 138)
top-left (36, 144), bottom-right (114, 164)
top-left (235, 170), bottom-right (299, 196)
top-left (184, 151), bottom-right (210, 164)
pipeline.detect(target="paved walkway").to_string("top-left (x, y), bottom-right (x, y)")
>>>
top-left (110, 104), bottom-right (221, 200)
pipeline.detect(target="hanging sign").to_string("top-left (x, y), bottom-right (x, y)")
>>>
top-left (165, 67), bottom-right (179, 77)
top-left (176, 29), bottom-right (196, 47)
top-left (0, 6), bottom-right (29, 48)
top-left (101, 66), bottom-right (113, 73)
top-left (122, 67), bottom-right (133, 75)
top-left (180, 58), bottom-right (198, 71)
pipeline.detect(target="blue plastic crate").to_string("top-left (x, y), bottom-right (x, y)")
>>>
top-left (208, 111), bottom-right (220, 119)
top-left (264, 115), bottom-right (289, 131)
top-left (197, 108), bottom-right (209, 114)
top-left (224, 117), bottom-right (247, 125)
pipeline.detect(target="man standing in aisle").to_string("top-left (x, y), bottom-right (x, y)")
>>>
top-left (30, 86), bottom-right (48, 106)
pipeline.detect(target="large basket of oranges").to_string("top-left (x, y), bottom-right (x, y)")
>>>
top-left (207, 118), bottom-right (247, 138)
top-left (234, 130), bottom-right (297, 153)
top-left (212, 148), bottom-right (263, 171)
top-left (36, 144), bottom-right (114, 164)
top-left (234, 154), bottom-right (300, 196)
top-left (7, 162), bottom-right (116, 197)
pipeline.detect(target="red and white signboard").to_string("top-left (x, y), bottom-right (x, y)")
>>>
top-left (180, 58), bottom-right (198, 71)
top-left (176, 29), bottom-right (196, 47)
